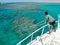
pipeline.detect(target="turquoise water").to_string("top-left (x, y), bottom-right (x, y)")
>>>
top-left (0, 3), bottom-right (60, 45)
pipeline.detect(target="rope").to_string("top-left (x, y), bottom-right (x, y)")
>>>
top-left (36, 20), bottom-right (45, 25)
top-left (30, 20), bottom-right (45, 27)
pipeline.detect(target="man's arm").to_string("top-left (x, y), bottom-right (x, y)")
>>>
top-left (46, 19), bottom-right (48, 24)
top-left (45, 16), bottom-right (49, 24)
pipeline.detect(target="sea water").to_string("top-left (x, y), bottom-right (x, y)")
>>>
top-left (0, 3), bottom-right (60, 45)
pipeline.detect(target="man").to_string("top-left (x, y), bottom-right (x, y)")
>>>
top-left (45, 12), bottom-right (56, 34)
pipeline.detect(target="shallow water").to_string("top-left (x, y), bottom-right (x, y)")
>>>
top-left (0, 3), bottom-right (60, 45)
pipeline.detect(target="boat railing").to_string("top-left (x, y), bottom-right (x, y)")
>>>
top-left (17, 24), bottom-right (48, 45)
top-left (16, 14), bottom-right (60, 45)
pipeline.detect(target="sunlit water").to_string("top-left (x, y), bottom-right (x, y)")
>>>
top-left (0, 3), bottom-right (60, 45)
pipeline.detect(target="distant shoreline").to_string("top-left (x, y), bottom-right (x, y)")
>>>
top-left (0, 2), bottom-right (60, 9)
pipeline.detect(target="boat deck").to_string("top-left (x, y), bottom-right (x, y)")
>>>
top-left (27, 27), bottom-right (60, 45)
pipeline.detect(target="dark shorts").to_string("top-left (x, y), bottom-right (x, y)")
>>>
top-left (49, 21), bottom-right (55, 25)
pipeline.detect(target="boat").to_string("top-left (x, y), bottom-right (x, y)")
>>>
top-left (17, 14), bottom-right (60, 45)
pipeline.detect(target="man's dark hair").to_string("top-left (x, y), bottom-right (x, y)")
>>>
top-left (45, 12), bottom-right (48, 15)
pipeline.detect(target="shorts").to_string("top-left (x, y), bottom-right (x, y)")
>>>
top-left (49, 21), bottom-right (55, 25)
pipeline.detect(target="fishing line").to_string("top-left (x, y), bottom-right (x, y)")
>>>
top-left (30, 20), bottom-right (45, 27)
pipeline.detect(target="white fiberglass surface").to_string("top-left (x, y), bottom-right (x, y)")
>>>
top-left (27, 27), bottom-right (60, 45)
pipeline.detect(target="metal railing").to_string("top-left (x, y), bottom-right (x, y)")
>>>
top-left (16, 14), bottom-right (59, 45)
top-left (16, 23), bottom-right (48, 45)
top-left (17, 21), bottom-right (58, 45)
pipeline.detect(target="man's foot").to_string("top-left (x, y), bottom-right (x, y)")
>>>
top-left (54, 29), bottom-right (56, 32)
top-left (48, 31), bottom-right (51, 34)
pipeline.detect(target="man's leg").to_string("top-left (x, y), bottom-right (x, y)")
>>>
top-left (53, 24), bottom-right (56, 32)
top-left (48, 24), bottom-right (51, 34)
